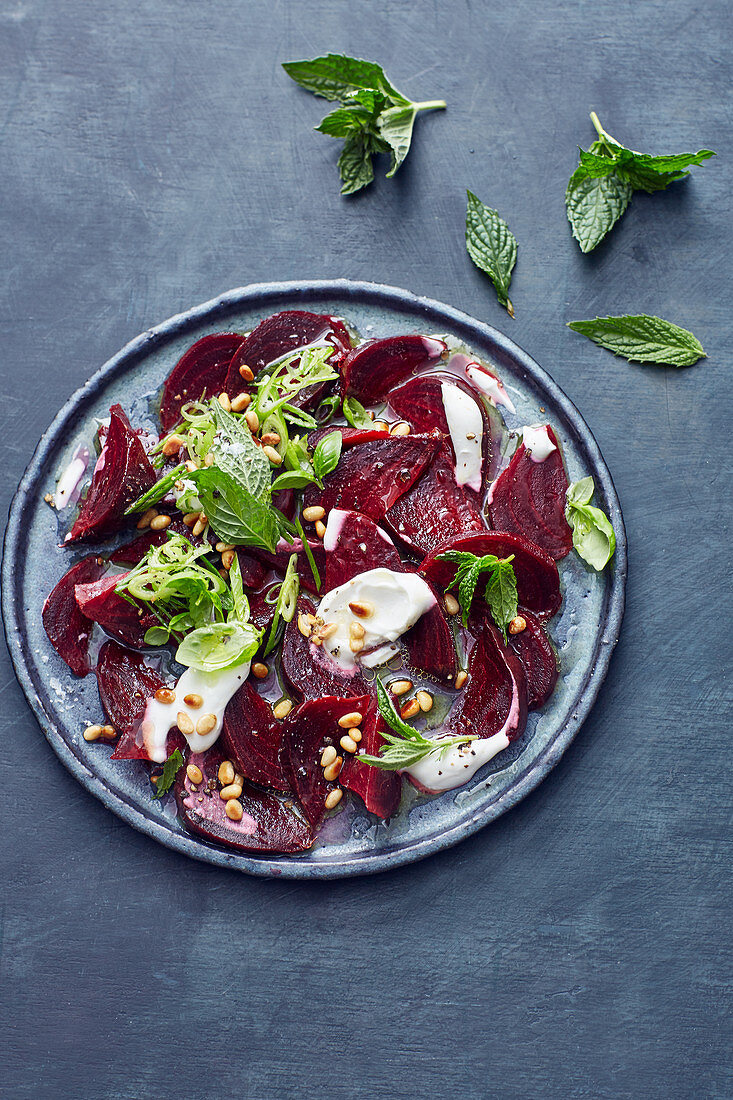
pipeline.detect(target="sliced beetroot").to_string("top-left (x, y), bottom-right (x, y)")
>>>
top-left (235, 550), bottom-right (267, 590)
top-left (488, 426), bottom-right (572, 560)
top-left (108, 517), bottom-right (202, 564)
top-left (220, 682), bottom-right (289, 792)
top-left (447, 616), bottom-right (528, 744)
top-left (302, 435), bottom-right (440, 522)
top-left (384, 443), bottom-right (487, 556)
top-left (252, 538), bottom-right (327, 595)
top-left (74, 573), bottom-right (156, 648)
top-left (507, 610), bottom-right (558, 710)
top-left (247, 591), bottom-right (277, 637)
top-left (159, 333), bottom-right (245, 431)
top-left (322, 509), bottom-right (403, 590)
top-left (308, 424), bottom-right (390, 450)
top-left (403, 580), bottom-right (458, 682)
top-left (341, 335), bottom-right (446, 403)
top-left (95, 641), bottom-right (166, 759)
top-left (67, 405), bottom-right (157, 543)
top-left (176, 750), bottom-right (313, 854)
top-left (421, 531), bottom-right (561, 620)
top-left (281, 598), bottom-right (371, 702)
top-left (340, 703), bottom-right (401, 819)
top-left (42, 556), bottom-right (106, 676)
top-left (284, 695), bottom-right (372, 829)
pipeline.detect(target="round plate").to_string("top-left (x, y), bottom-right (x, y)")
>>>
top-left (2, 281), bottom-right (626, 878)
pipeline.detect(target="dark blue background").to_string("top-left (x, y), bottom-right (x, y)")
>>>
top-left (1, 2), bottom-right (730, 1097)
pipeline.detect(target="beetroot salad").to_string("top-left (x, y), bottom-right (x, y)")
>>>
top-left (42, 309), bottom-right (615, 855)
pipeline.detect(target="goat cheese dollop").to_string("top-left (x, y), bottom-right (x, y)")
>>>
top-left (441, 382), bottom-right (483, 491)
top-left (141, 663), bottom-right (250, 763)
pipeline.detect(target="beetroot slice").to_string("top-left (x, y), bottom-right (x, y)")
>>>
top-left (220, 682), bottom-right (290, 792)
top-left (284, 695), bottom-right (373, 829)
top-left (384, 443), bottom-right (487, 556)
top-left (507, 610), bottom-right (558, 710)
top-left (109, 517), bottom-right (205, 564)
top-left (252, 538), bottom-right (327, 595)
top-left (322, 509), bottom-right (403, 590)
top-left (281, 598), bottom-right (371, 702)
top-left (94, 641), bottom-right (168, 760)
top-left (159, 333), bottom-right (244, 431)
top-left (447, 616), bottom-right (528, 743)
top-left (302, 435), bottom-right (440, 522)
top-left (341, 335), bottom-right (446, 403)
top-left (403, 579), bottom-right (458, 682)
top-left (176, 751), bottom-right (313, 853)
top-left (340, 702), bottom-right (401, 819)
top-left (421, 531), bottom-right (561, 620)
top-left (75, 573), bottom-right (156, 648)
top-left (67, 405), bottom-right (156, 543)
top-left (308, 425), bottom-right (390, 450)
top-left (42, 556), bottom-right (105, 676)
top-left (489, 426), bottom-right (572, 560)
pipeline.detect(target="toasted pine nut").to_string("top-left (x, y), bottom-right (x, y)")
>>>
top-left (455, 670), bottom-right (468, 689)
top-left (445, 594), bottom-right (460, 616)
top-left (220, 783), bottom-right (243, 800)
top-left (192, 517), bottom-right (207, 537)
top-left (183, 693), bottom-right (203, 708)
top-left (215, 542), bottom-right (235, 552)
top-left (315, 519), bottom-right (326, 539)
top-left (509, 615), bottom-right (527, 635)
top-left (149, 514), bottom-right (171, 531)
top-left (263, 445), bottom-right (282, 466)
top-left (302, 505), bottom-right (325, 522)
top-left (348, 600), bottom-right (374, 619)
top-left (100, 725), bottom-right (117, 739)
top-left (154, 688), bottom-right (176, 704)
top-left (252, 662), bottom-right (269, 679)
top-left (177, 712), bottom-right (194, 735)
top-left (351, 729), bottom-right (362, 743)
top-left (340, 734), bottom-right (357, 754)
top-left (297, 613), bottom-right (312, 638)
top-left (186, 764), bottom-right (203, 784)
top-left (261, 432), bottom-right (281, 446)
top-left (238, 363), bottom-right (255, 382)
top-left (349, 622), bottom-right (365, 642)
top-left (325, 788), bottom-right (343, 810)
top-left (321, 746), bottom-right (337, 768)
top-left (273, 699), bottom-right (293, 720)
top-left (390, 679), bottom-right (412, 696)
top-left (234, 772), bottom-right (244, 786)
top-left (230, 391), bottom-right (251, 412)
top-left (218, 392), bottom-right (232, 412)
top-left (323, 757), bottom-right (343, 782)
top-left (319, 622), bottom-right (338, 640)
top-left (182, 512), bottom-right (199, 527)
top-left (416, 690), bottom-right (434, 713)
top-left (390, 421), bottom-right (411, 436)
top-left (349, 637), bottom-right (364, 654)
top-left (136, 508), bottom-right (158, 530)
top-left (221, 549), bottom-right (235, 570)
top-left (204, 451), bottom-right (215, 467)
top-left (196, 713), bottom-right (217, 735)
top-left (218, 760), bottom-right (235, 786)
top-left (400, 698), bottom-right (420, 720)
top-left (83, 724), bottom-right (103, 742)
top-left (338, 711), bottom-right (363, 729)
top-left (225, 798), bottom-right (244, 821)
top-left (244, 410), bottom-right (259, 433)
top-left (185, 460), bottom-right (198, 473)
top-left (162, 434), bottom-right (185, 456)
top-left (372, 420), bottom-right (389, 432)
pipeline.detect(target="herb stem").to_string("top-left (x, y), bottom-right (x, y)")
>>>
top-left (413, 100), bottom-right (447, 112)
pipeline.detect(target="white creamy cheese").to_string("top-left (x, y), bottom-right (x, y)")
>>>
top-left (440, 382), bottom-right (483, 491)
top-left (316, 568), bottom-right (436, 672)
top-left (466, 363), bottom-right (517, 414)
top-left (522, 424), bottom-right (556, 463)
top-left (140, 662), bottom-right (250, 763)
top-left (55, 447), bottom-right (90, 510)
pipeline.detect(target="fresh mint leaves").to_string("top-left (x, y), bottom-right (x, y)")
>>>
top-left (359, 678), bottom-right (477, 771)
top-left (567, 314), bottom-right (706, 366)
top-left (283, 53), bottom-right (445, 194)
top-left (194, 467), bottom-right (279, 552)
top-left (153, 749), bottom-right (185, 798)
top-left (437, 550), bottom-right (518, 640)
top-left (566, 112), bottom-right (716, 252)
top-left (465, 190), bottom-right (517, 317)
top-left (210, 403), bottom-right (272, 499)
top-left (565, 477), bottom-right (616, 570)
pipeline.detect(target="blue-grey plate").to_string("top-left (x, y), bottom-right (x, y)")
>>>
top-left (2, 281), bottom-right (626, 878)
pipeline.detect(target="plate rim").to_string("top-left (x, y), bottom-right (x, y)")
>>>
top-left (2, 279), bottom-right (627, 879)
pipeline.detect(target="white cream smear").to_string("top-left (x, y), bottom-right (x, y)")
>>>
top-left (316, 568), bottom-right (436, 672)
top-left (522, 424), bottom-right (556, 463)
top-left (465, 363), bottom-right (517, 414)
top-left (55, 447), bottom-right (90, 510)
top-left (440, 382), bottom-right (483, 491)
top-left (140, 663), bottom-right (250, 763)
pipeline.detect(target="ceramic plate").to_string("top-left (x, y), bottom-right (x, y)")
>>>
top-left (2, 281), bottom-right (626, 878)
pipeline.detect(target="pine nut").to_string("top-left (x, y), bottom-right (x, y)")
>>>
top-left (162, 434), bottom-right (185, 456)
top-left (261, 432), bottom-right (281, 446)
top-left (340, 734), bottom-right (357, 754)
top-left (238, 363), bottom-right (255, 382)
top-left (348, 600), bottom-right (374, 619)
top-left (149, 514), bottom-right (171, 531)
top-left (273, 699), bottom-right (293, 719)
top-left (234, 772), bottom-right (244, 786)
top-left (416, 690), bottom-right (434, 712)
top-left (455, 670), bottom-right (468, 689)
top-left (225, 798), bottom-right (244, 821)
top-left (263, 445), bottom-right (282, 466)
top-left (192, 517), bottom-right (207, 536)
top-left (400, 698), bottom-right (420, 720)
top-left (323, 757), bottom-right (343, 782)
top-left (390, 679), bottom-right (412, 696)
top-left (218, 760), bottom-right (235, 786)
top-left (185, 460), bottom-right (198, 473)
top-left (321, 746), bottom-right (337, 768)
top-left (218, 392), bottom-right (232, 412)
top-left (349, 621), bottom-right (365, 641)
top-left (319, 622), bottom-right (338, 640)
top-left (221, 549), bottom-right (235, 569)
top-left (100, 725), bottom-right (117, 739)
top-left (349, 636), bottom-right (364, 654)
top-left (338, 711), bottom-right (363, 729)
top-left (83, 724), bottom-right (103, 742)
top-left (220, 783), bottom-right (243, 800)
top-left (186, 764), bottom-right (203, 784)
top-left (252, 662), bottom-right (269, 679)
top-left (204, 451), bottom-right (215, 467)
top-left (325, 788), bottom-right (343, 810)
top-left (445, 594), bottom-right (460, 616)
top-left (196, 713), bottom-right (217, 735)
top-left (182, 512), bottom-right (199, 527)
top-left (509, 615), bottom-right (527, 635)
top-left (231, 391), bottom-right (251, 412)
top-left (136, 508), bottom-right (158, 530)
top-left (177, 712), bottom-right (194, 735)
top-left (215, 542), bottom-right (235, 552)
top-left (315, 519), bottom-right (326, 539)
top-left (245, 410), bottom-right (259, 433)
top-left (154, 688), bottom-right (176, 704)
top-left (302, 505), bottom-right (325, 522)
top-left (372, 420), bottom-right (389, 432)
top-left (183, 693), bottom-right (203, 708)
top-left (351, 729), bottom-right (362, 743)
top-left (297, 613), bottom-right (312, 638)
top-left (390, 421), bottom-right (411, 436)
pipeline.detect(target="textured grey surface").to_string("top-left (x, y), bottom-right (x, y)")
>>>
top-left (0, 1), bottom-right (730, 1097)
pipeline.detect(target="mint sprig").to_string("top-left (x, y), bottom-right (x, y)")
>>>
top-left (465, 190), bottom-right (517, 317)
top-left (437, 550), bottom-right (518, 640)
top-left (565, 477), bottom-right (616, 571)
top-left (194, 467), bottom-right (279, 552)
top-left (567, 314), bottom-right (706, 367)
top-left (359, 679), bottom-right (477, 771)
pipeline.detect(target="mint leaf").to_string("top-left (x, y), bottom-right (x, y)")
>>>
top-left (342, 396), bottom-right (373, 429)
top-left (565, 166), bottom-right (632, 253)
top-left (465, 190), bottom-right (517, 316)
top-left (315, 107), bottom-right (371, 138)
top-left (438, 550), bottom-right (517, 635)
top-left (567, 314), bottom-right (706, 367)
top-left (312, 430), bottom-right (342, 483)
top-left (282, 54), bottom-right (401, 103)
top-left (378, 100), bottom-right (446, 177)
top-left (124, 463), bottom-right (187, 515)
top-left (194, 467), bottom-right (279, 552)
top-left (338, 134), bottom-right (375, 194)
top-left (565, 479), bottom-right (616, 570)
top-left (210, 403), bottom-right (272, 500)
top-left (153, 749), bottom-right (184, 798)
top-left (484, 560), bottom-right (518, 642)
top-left (360, 679), bottom-right (477, 770)
top-left (457, 564), bottom-right (483, 628)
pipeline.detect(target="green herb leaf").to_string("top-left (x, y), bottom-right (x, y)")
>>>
top-left (377, 99), bottom-right (446, 177)
top-left (124, 463), bottom-right (187, 515)
top-left (294, 515), bottom-right (321, 592)
top-left (210, 403), bottom-right (272, 500)
top-left (565, 165), bottom-right (633, 253)
top-left (484, 559), bottom-right (518, 642)
top-left (176, 621), bottom-right (262, 672)
top-left (567, 314), bottom-right (706, 367)
top-left (153, 749), bottom-right (185, 798)
top-left (465, 190), bottom-right (517, 316)
top-left (342, 396), bottom-right (373, 429)
top-left (338, 134), bottom-right (375, 194)
top-left (438, 549), bottom-right (517, 633)
top-left (565, 478), bottom-right (616, 570)
top-left (282, 54), bottom-right (401, 103)
top-left (193, 467), bottom-right (279, 552)
top-left (360, 679), bottom-right (477, 770)
top-left (565, 476), bottom-right (594, 507)
top-left (263, 553), bottom-right (300, 656)
top-left (270, 469), bottom-right (318, 491)
top-left (315, 106), bottom-right (371, 137)
top-left (312, 430), bottom-right (342, 483)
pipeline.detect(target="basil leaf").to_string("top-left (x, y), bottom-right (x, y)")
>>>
top-left (271, 469), bottom-right (318, 491)
top-left (484, 560), bottom-right (518, 642)
top-left (210, 404), bottom-right (272, 500)
top-left (143, 625), bottom-right (171, 646)
top-left (566, 503), bottom-right (616, 571)
top-left (342, 396), bottom-right (373, 429)
top-left (465, 190), bottom-right (517, 316)
top-left (124, 463), bottom-right (187, 515)
top-left (338, 133), bottom-right (375, 194)
top-left (153, 749), bottom-right (184, 798)
top-left (567, 314), bottom-right (706, 367)
top-left (176, 621), bottom-right (262, 672)
top-left (565, 167), bottom-right (632, 253)
top-left (566, 475), bottom-right (595, 507)
top-left (312, 430), bottom-right (342, 483)
top-left (194, 467), bottom-right (279, 552)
